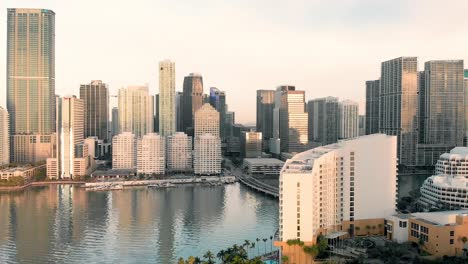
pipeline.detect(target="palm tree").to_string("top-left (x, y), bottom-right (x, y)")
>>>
top-left (203, 250), bottom-right (215, 264)
top-left (256, 238), bottom-right (260, 256)
top-left (244, 240), bottom-right (251, 256)
top-left (194, 257), bottom-right (202, 264)
top-left (250, 242), bottom-right (256, 258)
top-left (263, 238), bottom-right (268, 254)
top-left (217, 249), bottom-right (226, 263)
top-left (177, 257), bottom-right (185, 264)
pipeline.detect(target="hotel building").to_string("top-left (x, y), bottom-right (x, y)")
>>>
top-left (137, 133), bottom-right (165, 175)
top-left (112, 132), bottom-right (137, 170)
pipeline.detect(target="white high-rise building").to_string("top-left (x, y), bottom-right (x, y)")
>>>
top-left (166, 132), bottom-right (192, 172)
top-left (420, 147), bottom-right (468, 209)
top-left (47, 96), bottom-right (90, 179)
top-left (339, 100), bottom-right (359, 139)
top-left (112, 132), bottom-right (136, 169)
top-left (137, 133), bottom-right (165, 175)
top-left (159, 60), bottom-right (176, 136)
top-left (278, 134), bottom-right (397, 250)
top-left (0, 107), bottom-right (10, 166)
top-left (194, 134), bottom-right (221, 175)
top-left (118, 86), bottom-right (154, 138)
top-left (194, 103), bottom-right (219, 137)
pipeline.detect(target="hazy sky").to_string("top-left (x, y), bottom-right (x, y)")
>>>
top-left (1, 0), bottom-right (468, 124)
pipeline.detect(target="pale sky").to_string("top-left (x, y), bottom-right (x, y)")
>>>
top-left (1, 0), bottom-right (468, 124)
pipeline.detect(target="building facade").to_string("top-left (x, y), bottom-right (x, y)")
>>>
top-left (380, 57), bottom-right (418, 166)
top-left (240, 131), bottom-right (262, 159)
top-left (181, 73), bottom-right (204, 135)
top-left (256, 90), bottom-right (275, 148)
top-left (159, 60), bottom-right (176, 136)
top-left (339, 100), bottom-right (359, 139)
top-left (209, 87), bottom-right (227, 139)
top-left (277, 134), bottom-right (397, 264)
top-left (308, 97), bottom-right (339, 147)
top-left (0, 107), bottom-right (9, 166)
top-left (279, 87), bottom-right (308, 153)
top-left (111, 107), bottom-right (119, 137)
top-left (118, 86), bottom-right (154, 138)
top-left (7, 9), bottom-right (56, 163)
top-left (194, 134), bottom-right (221, 175)
top-left (80, 80), bottom-right (109, 142)
top-left (365, 80), bottom-right (380, 135)
top-left (166, 132), bottom-right (192, 172)
top-left (194, 103), bottom-right (220, 138)
top-left (112, 132), bottom-right (137, 169)
top-left (137, 133), bottom-right (165, 175)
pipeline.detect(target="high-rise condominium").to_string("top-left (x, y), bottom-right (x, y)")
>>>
top-left (420, 60), bottom-right (464, 146)
top-left (182, 73), bottom-right (204, 135)
top-left (465, 70), bottom-right (468, 145)
top-left (194, 134), bottom-right (221, 175)
top-left (308, 97), bottom-right (339, 146)
top-left (7, 9), bottom-right (56, 162)
top-left (278, 86), bottom-right (308, 153)
top-left (46, 96), bottom-right (87, 179)
top-left (380, 57), bottom-right (418, 165)
top-left (111, 107), bottom-right (119, 137)
top-left (0, 107), bottom-right (10, 166)
top-left (256, 90), bottom-right (275, 149)
top-left (209, 87), bottom-right (227, 139)
top-left (137, 133), bottom-right (165, 175)
top-left (159, 60), bottom-right (176, 136)
top-left (118, 86), bottom-right (154, 138)
top-left (194, 103), bottom-right (220, 138)
top-left (339, 100), bottom-right (359, 139)
top-left (277, 134), bottom-right (397, 263)
top-left (112, 132), bottom-right (137, 170)
top-left (80, 80), bottom-right (109, 142)
top-left (365, 80), bottom-right (380, 135)
top-left (166, 132), bottom-right (193, 172)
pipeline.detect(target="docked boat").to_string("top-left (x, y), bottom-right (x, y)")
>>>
top-left (147, 182), bottom-right (176, 188)
top-left (86, 184), bottom-right (123, 191)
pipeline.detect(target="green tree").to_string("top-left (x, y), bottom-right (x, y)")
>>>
top-left (281, 255), bottom-right (289, 264)
top-left (203, 250), bottom-right (215, 264)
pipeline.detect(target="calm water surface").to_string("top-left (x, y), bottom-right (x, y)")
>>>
top-left (0, 183), bottom-right (278, 263)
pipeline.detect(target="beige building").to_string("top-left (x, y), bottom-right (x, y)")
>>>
top-left (118, 86), bottom-right (154, 138)
top-left (159, 60), bottom-right (176, 136)
top-left (0, 107), bottom-right (9, 166)
top-left (194, 103), bottom-right (219, 138)
top-left (194, 134), bottom-right (221, 175)
top-left (137, 133), bottom-right (165, 175)
top-left (0, 165), bottom-right (44, 180)
top-left (11, 134), bottom-right (55, 164)
top-left (166, 132), bottom-right (192, 172)
top-left (112, 132), bottom-right (137, 170)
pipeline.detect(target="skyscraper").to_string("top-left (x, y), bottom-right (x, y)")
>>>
top-left (154, 94), bottom-right (159, 133)
top-left (176, 91), bottom-right (183, 132)
top-left (7, 9), bottom-right (56, 162)
top-left (194, 134), bottom-right (221, 175)
top-left (112, 132), bottom-right (137, 170)
top-left (465, 70), bottom-right (468, 145)
top-left (279, 87), bottom-right (308, 153)
top-left (166, 132), bottom-right (192, 172)
top-left (194, 103), bottom-right (220, 138)
top-left (118, 86), bottom-right (154, 138)
top-left (159, 60), bottom-right (176, 136)
top-left (137, 133), bottom-right (165, 175)
top-left (256, 90), bottom-right (275, 149)
top-left (209, 87), bottom-right (227, 139)
top-left (240, 131), bottom-right (262, 159)
top-left (308, 97), bottom-right (339, 146)
top-left (80, 80), bottom-right (109, 142)
top-left (380, 57), bottom-right (418, 165)
top-left (365, 80), bottom-right (380, 135)
top-left (111, 107), bottom-right (119, 137)
top-left (339, 100), bottom-right (359, 139)
top-left (182, 73), bottom-right (204, 135)
top-left (420, 60), bottom-right (464, 146)
top-left (0, 107), bottom-right (9, 166)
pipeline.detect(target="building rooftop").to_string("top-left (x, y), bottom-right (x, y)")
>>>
top-left (425, 175), bottom-right (468, 189)
top-left (0, 165), bottom-right (35, 173)
top-left (92, 169), bottom-right (136, 176)
top-left (243, 158), bottom-right (284, 166)
top-left (392, 210), bottom-right (468, 226)
top-left (440, 147), bottom-right (468, 160)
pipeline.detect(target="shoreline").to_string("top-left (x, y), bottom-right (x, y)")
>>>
top-left (0, 181), bottom-right (86, 192)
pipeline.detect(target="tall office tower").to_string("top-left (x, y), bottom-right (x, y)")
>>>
top-left (47, 96), bottom-right (85, 179)
top-left (154, 94), bottom-right (159, 133)
top-left (225, 111), bottom-right (235, 138)
top-left (194, 103), bottom-right (220, 137)
top-left (209, 87), bottom-right (227, 139)
top-left (112, 132), bottom-right (136, 169)
top-left (194, 134), bottom-right (221, 175)
top-left (0, 107), bottom-right (10, 166)
top-left (256, 90), bottom-right (275, 150)
top-left (380, 57), bottom-right (418, 166)
top-left (277, 135), bottom-right (397, 263)
top-left (176, 91), bottom-right (183, 131)
top-left (7, 9), bottom-right (56, 162)
top-left (137, 133), bottom-right (165, 175)
top-left (159, 60), bottom-right (176, 136)
top-left (358, 115), bottom-right (366, 136)
top-left (80, 80), bottom-right (109, 142)
top-left (365, 80), bottom-right (380, 135)
top-left (166, 132), bottom-right (193, 172)
top-left (420, 61), bottom-right (464, 146)
top-left (181, 73), bottom-right (204, 135)
top-left (278, 87), bottom-right (308, 153)
top-left (465, 70), bottom-right (468, 146)
top-left (118, 86), bottom-right (154, 138)
top-left (339, 100), bottom-right (359, 139)
top-left (111, 107), bottom-right (119, 137)
top-left (240, 131), bottom-right (262, 159)
top-left (308, 97), bottom-right (339, 146)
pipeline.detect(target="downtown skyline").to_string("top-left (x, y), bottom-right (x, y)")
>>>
top-left (2, 0), bottom-right (468, 123)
